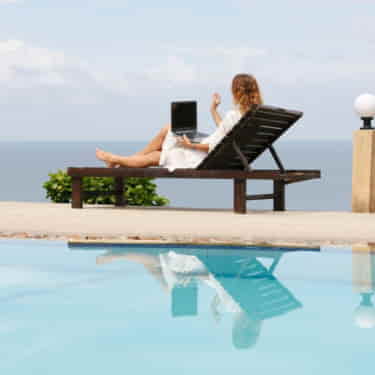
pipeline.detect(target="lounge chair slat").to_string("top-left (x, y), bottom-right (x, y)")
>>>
top-left (254, 117), bottom-right (290, 127)
top-left (243, 145), bottom-right (265, 149)
top-left (256, 109), bottom-right (301, 120)
top-left (259, 125), bottom-right (285, 131)
top-left (257, 131), bottom-right (278, 136)
top-left (251, 139), bottom-right (271, 145)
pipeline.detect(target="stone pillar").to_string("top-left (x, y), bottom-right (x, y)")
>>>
top-left (352, 130), bottom-right (375, 213)
top-left (352, 244), bottom-right (375, 294)
top-left (352, 244), bottom-right (375, 329)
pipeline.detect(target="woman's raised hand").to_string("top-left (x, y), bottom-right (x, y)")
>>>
top-left (211, 93), bottom-right (223, 126)
top-left (211, 93), bottom-right (221, 110)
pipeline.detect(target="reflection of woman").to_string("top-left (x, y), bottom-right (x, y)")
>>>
top-left (97, 251), bottom-right (205, 292)
top-left (96, 74), bottom-right (263, 171)
top-left (232, 312), bottom-right (262, 350)
top-left (205, 272), bottom-right (262, 350)
top-left (97, 252), bottom-right (168, 291)
top-left (97, 250), bottom-right (263, 349)
top-left (161, 252), bottom-right (263, 349)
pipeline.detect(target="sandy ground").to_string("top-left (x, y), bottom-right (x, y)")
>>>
top-left (0, 201), bottom-right (374, 247)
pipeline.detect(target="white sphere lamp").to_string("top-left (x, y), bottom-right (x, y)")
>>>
top-left (354, 293), bottom-right (375, 329)
top-left (354, 305), bottom-right (375, 329)
top-left (354, 93), bottom-right (375, 130)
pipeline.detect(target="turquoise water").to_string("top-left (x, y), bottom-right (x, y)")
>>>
top-left (1, 240), bottom-right (374, 374)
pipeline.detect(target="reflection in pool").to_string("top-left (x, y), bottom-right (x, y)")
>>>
top-left (0, 241), bottom-right (374, 374)
top-left (97, 247), bottom-right (303, 350)
top-left (352, 245), bottom-right (375, 329)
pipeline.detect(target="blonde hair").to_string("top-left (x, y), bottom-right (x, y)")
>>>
top-left (232, 74), bottom-right (263, 114)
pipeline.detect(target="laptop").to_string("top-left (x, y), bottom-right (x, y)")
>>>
top-left (171, 284), bottom-right (198, 317)
top-left (171, 101), bottom-right (208, 143)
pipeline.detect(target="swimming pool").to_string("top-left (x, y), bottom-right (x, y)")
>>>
top-left (0, 240), bottom-right (374, 374)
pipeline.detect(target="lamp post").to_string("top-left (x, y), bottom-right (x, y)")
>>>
top-left (352, 244), bottom-right (375, 329)
top-left (355, 293), bottom-right (375, 329)
top-left (354, 93), bottom-right (375, 130)
top-left (352, 94), bottom-right (375, 213)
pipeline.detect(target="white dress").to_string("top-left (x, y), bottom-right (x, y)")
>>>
top-left (159, 251), bottom-right (241, 312)
top-left (159, 251), bottom-right (207, 290)
top-left (159, 108), bottom-right (242, 172)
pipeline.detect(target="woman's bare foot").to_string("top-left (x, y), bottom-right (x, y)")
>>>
top-left (96, 148), bottom-right (118, 168)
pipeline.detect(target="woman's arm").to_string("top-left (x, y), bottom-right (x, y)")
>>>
top-left (211, 93), bottom-right (222, 127)
top-left (211, 108), bottom-right (222, 127)
top-left (191, 143), bottom-right (209, 153)
top-left (177, 135), bottom-right (209, 153)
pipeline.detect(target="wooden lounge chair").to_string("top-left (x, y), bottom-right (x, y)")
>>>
top-left (67, 104), bottom-right (321, 213)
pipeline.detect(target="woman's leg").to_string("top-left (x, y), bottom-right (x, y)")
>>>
top-left (96, 149), bottom-right (161, 168)
top-left (96, 124), bottom-right (169, 168)
top-left (134, 124), bottom-right (170, 156)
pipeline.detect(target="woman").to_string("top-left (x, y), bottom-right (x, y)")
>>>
top-left (96, 74), bottom-right (263, 171)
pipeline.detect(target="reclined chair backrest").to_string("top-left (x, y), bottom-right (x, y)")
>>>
top-left (197, 105), bottom-right (303, 171)
top-left (199, 254), bottom-right (302, 320)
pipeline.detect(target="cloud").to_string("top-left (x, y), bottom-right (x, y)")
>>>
top-left (0, 40), bottom-right (266, 98)
top-left (1, 38), bottom-right (373, 98)
top-left (0, 39), bottom-right (129, 92)
top-left (0, 40), bottom-right (68, 87)
top-left (2, 38), bottom-right (371, 100)
top-left (146, 55), bottom-right (196, 86)
top-left (0, 38), bottom-right (373, 141)
top-left (0, 0), bottom-right (128, 5)
top-left (173, 46), bottom-right (266, 59)
top-left (254, 46), bottom-right (375, 87)
top-left (167, 43), bottom-right (375, 87)
top-left (143, 45), bottom-right (267, 88)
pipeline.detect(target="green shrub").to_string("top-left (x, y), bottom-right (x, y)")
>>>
top-left (43, 169), bottom-right (169, 206)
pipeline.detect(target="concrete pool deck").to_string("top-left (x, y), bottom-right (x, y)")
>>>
top-left (0, 201), bottom-right (374, 247)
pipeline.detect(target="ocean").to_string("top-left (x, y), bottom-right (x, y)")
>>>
top-left (0, 140), bottom-right (352, 211)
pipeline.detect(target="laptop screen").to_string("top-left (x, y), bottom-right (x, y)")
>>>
top-left (171, 283), bottom-right (198, 317)
top-left (171, 101), bottom-right (197, 132)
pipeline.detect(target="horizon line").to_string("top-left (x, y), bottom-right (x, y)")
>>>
top-left (0, 138), bottom-right (353, 143)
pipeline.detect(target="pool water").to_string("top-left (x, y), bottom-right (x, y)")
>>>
top-left (0, 240), bottom-right (374, 374)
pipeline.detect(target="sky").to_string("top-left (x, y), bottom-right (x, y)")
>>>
top-left (0, 0), bottom-right (374, 141)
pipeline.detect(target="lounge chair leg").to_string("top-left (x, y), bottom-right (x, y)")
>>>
top-left (274, 181), bottom-right (285, 211)
top-left (72, 177), bottom-right (83, 209)
top-left (234, 179), bottom-right (247, 214)
top-left (114, 177), bottom-right (127, 207)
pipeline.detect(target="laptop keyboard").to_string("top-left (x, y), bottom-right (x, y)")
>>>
top-left (174, 130), bottom-right (208, 143)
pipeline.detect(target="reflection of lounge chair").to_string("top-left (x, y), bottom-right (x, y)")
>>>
top-left (68, 242), bottom-right (320, 256)
top-left (71, 245), bottom-right (313, 350)
top-left (198, 252), bottom-right (302, 320)
top-left (67, 105), bottom-right (320, 213)
top-left (88, 245), bottom-right (306, 321)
